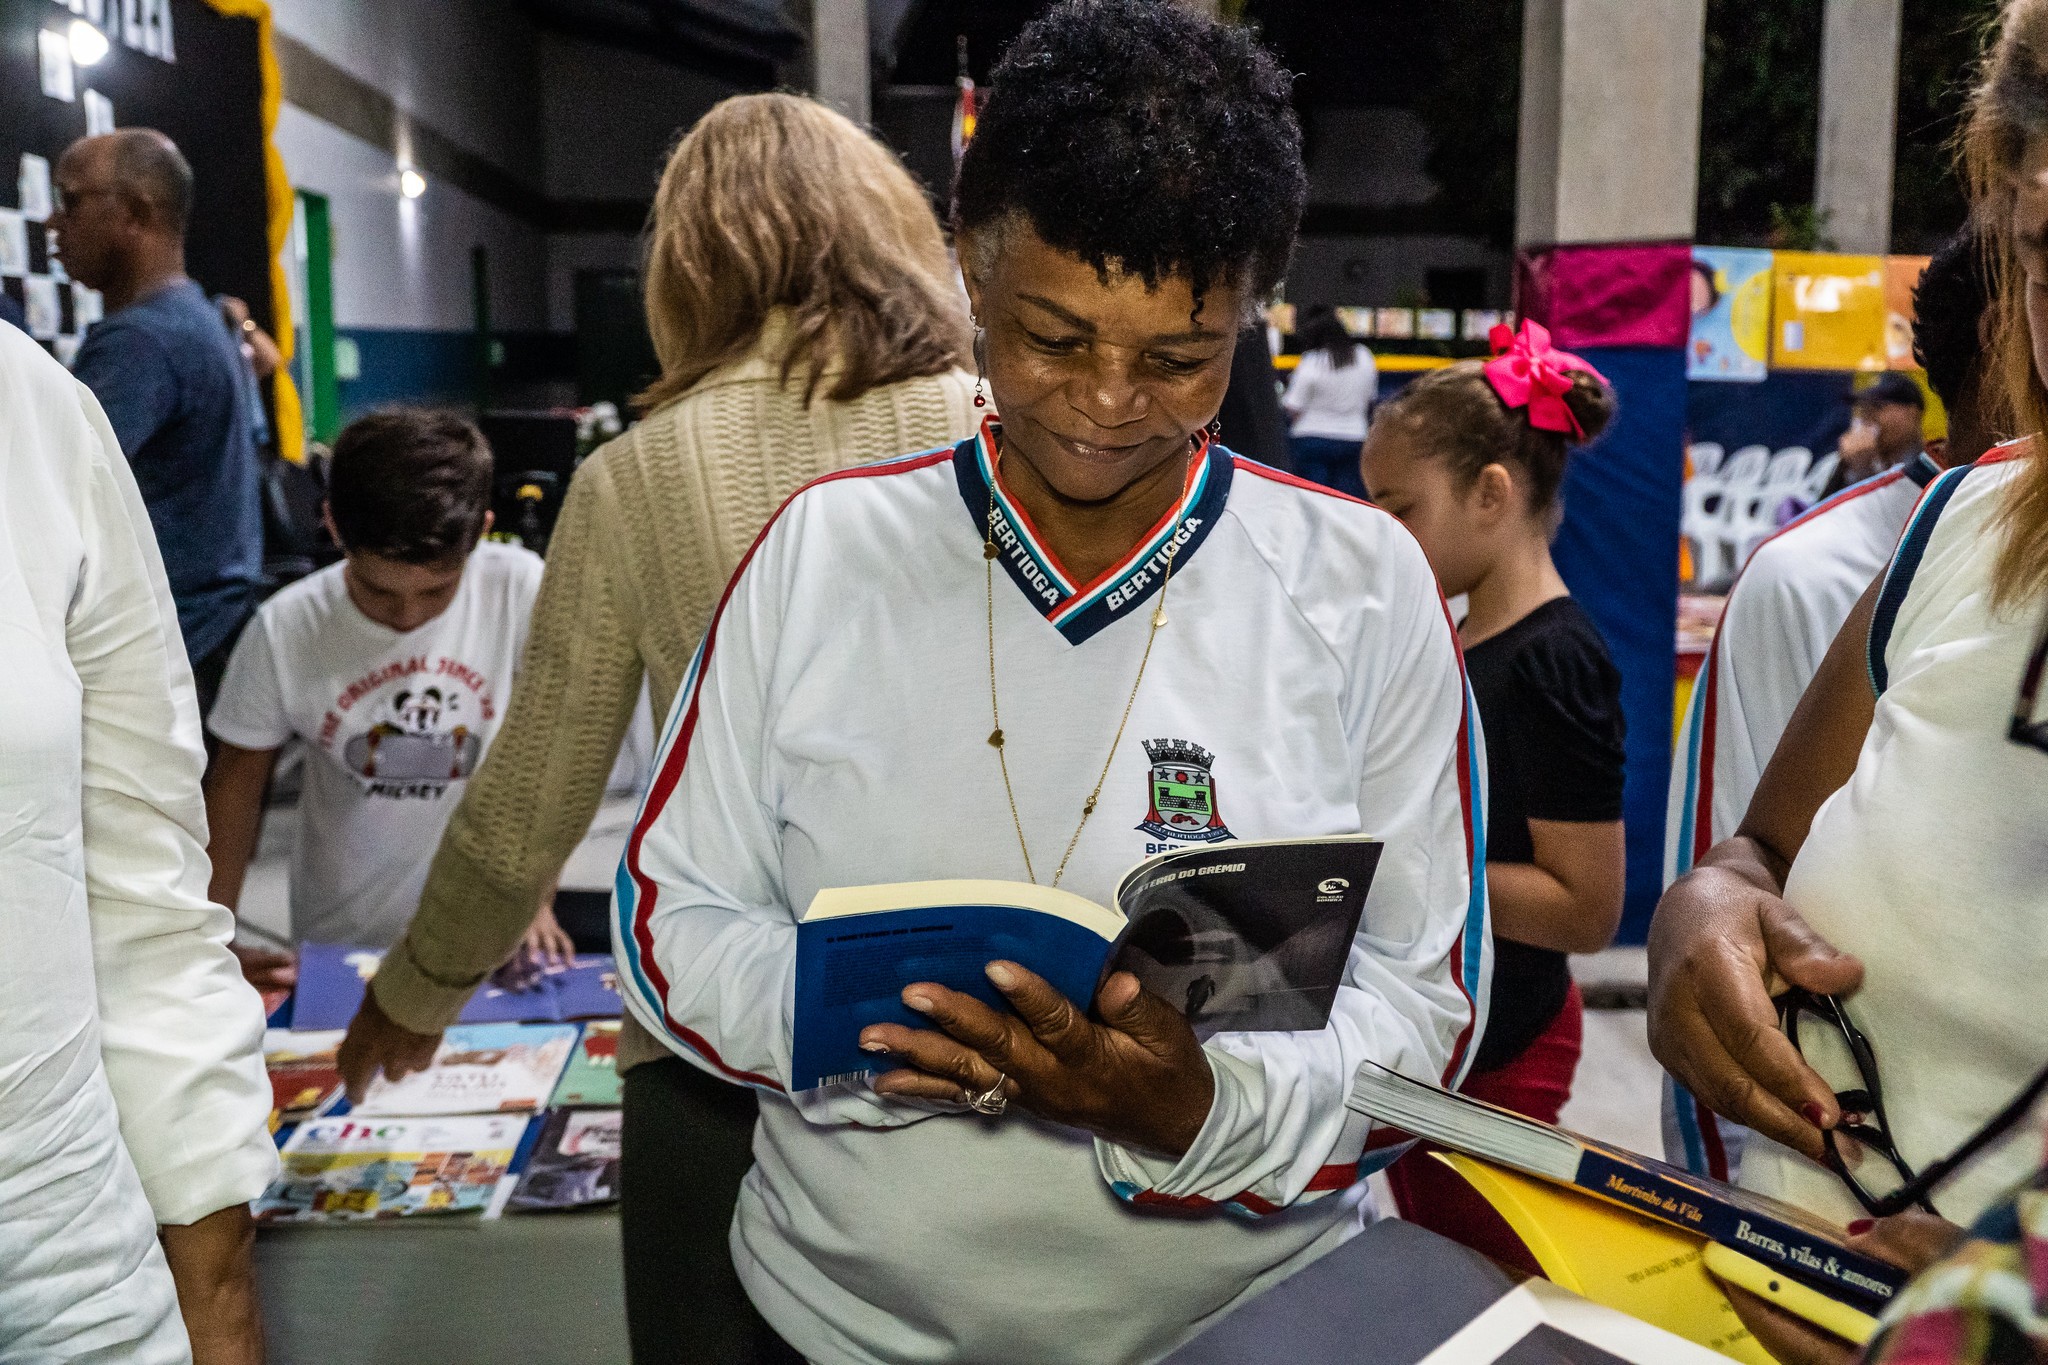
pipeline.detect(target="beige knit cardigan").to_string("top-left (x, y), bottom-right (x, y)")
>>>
top-left (372, 313), bottom-right (978, 1069)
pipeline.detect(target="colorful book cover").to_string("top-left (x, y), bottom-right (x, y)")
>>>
top-left (351, 1023), bottom-right (578, 1117)
top-left (1688, 246), bottom-right (1773, 382)
top-left (292, 943), bottom-right (622, 1031)
top-left (254, 1114), bottom-right (530, 1222)
top-left (508, 1108), bottom-right (622, 1212)
top-left (549, 1021), bottom-right (622, 1108)
top-left (264, 1030), bottom-right (348, 1125)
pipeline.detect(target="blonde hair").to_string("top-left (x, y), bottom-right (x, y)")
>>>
top-left (1966, 0), bottom-right (2048, 609)
top-left (636, 93), bottom-right (971, 412)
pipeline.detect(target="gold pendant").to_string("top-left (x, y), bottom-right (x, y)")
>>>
top-left (984, 541), bottom-right (999, 560)
top-left (1152, 606), bottom-right (1168, 628)
top-left (988, 728), bottom-right (1004, 748)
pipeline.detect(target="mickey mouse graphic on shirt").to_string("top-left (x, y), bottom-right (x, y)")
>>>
top-left (340, 680), bottom-right (483, 788)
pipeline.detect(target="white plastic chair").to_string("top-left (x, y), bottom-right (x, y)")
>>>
top-left (1688, 442), bottom-right (1725, 478)
top-left (1765, 447), bottom-right (1812, 488)
top-left (1688, 446), bottom-right (1769, 587)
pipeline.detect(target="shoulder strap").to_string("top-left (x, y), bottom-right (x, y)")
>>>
top-left (1868, 463), bottom-right (1976, 695)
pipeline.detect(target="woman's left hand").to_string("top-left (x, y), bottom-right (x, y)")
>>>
top-left (861, 962), bottom-right (1217, 1158)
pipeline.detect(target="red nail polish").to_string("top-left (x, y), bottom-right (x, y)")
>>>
top-left (1801, 1102), bottom-right (1827, 1127)
top-left (1847, 1219), bottom-right (1874, 1235)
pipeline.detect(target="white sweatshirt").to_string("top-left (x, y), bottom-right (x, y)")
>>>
top-left (0, 324), bottom-right (278, 1361)
top-left (614, 421), bottom-right (1489, 1365)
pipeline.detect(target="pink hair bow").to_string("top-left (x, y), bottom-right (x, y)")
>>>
top-left (1484, 319), bottom-right (1607, 438)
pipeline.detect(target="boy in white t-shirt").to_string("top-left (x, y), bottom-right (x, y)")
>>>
top-left (204, 409), bottom-right (552, 990)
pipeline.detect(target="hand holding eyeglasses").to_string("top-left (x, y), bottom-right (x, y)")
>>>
top-left (1647, 853), bottom-right (1866, 1164)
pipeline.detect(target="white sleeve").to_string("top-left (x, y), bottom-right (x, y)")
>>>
top-left (67, 379), bottom-right (279, 1225)
top-left (205, 613), bottom-right (288, 751)
top-left (612, 510), bottom-right (932, 1129)
top-left (1096, 530), bottom-right (1487, 1214)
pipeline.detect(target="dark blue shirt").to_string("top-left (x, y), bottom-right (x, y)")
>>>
top-left (74, 279), bottom-right (263, 662)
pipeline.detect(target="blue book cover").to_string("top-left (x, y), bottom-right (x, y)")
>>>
top-left (790, 839), bottom-right (1382, 1092)
top-left (792, 890), bottom-right (1120, 1092)
top-left (293, 944), bottom-right (621, 1031)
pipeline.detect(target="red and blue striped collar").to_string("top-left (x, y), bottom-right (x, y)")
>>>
top-left (953, 416), bottom-right (1234, 646)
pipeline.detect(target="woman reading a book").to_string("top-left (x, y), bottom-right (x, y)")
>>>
top-left (613, 4), bottom-right (1487, 1361)
top-left (1359, 340), bottom-right (1628, 1270)
top-left (1649, 3), bottom-right (2048, 1357)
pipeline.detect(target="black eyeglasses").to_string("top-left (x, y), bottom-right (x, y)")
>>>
top-left (2010, 597), bottom-right (2048, 753)
top-left (1779, 986), bottom-right (2048, 1218)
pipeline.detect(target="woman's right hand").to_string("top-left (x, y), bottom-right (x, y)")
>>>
top-left (1646, 861), bottom-right (1865, 1161)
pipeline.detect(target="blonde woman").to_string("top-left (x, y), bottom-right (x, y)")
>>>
top-left (337, 93), bottom-right (975, 1361)
top-left (1650, 7), bottom-right (2048, 1357)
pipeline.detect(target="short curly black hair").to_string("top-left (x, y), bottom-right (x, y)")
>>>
top-left (952, 0), bottom-right (1305, 315)
top-left (1913, 225), bottom-right (1993, 413)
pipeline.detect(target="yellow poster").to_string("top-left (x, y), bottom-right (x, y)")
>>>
top-left (1771, 252), bottom-right (1888, 371)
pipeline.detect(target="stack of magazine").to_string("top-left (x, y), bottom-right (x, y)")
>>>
top-left (256, 955), bottom-right (627, 1224)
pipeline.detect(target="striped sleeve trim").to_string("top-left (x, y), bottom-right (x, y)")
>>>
top-left (612, 445), bottom-right (960, 1090)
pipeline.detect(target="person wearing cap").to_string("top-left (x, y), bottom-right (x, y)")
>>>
top-left (1827, 371), bottom-right (1928, 497)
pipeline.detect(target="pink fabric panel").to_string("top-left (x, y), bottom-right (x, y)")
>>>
top-left (1516, 241), bottom-right (1692, 350)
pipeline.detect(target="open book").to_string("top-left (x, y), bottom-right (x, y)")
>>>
top-left (1346, 1060), bottom-right (1906, 1314)
top-left (791, 836), bottom-right (1381, 1091)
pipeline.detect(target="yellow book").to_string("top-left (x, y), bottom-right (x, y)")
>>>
top-left (1435, 1152), bottom-right (1777, 1363)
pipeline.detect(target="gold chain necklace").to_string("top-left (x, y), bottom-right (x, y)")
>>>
top-left (984, 442), bottom-right (1184, 887)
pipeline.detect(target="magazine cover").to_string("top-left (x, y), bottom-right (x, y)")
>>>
top-left (255, 1114), bottom-right (530, 1222)
top-left (351, 1023), bottom-right (578, 1117)
top-left (508, 1108), bottom-right (621, 1212)
top-left (265, 1029), bottom-right (348, 1124)
top-left (549, 1022), bottom-right (622, 1107)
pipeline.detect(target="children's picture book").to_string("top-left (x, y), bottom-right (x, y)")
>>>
top-left (1345, 1061), bottom-right (1907, 1315)
top-left (791, 836), bottom-right (1381, 1091)
top-left (549, 1021), bottom-right (622, 1108)
top-left (291, 942), bottom-right (622, 1031)
top-left (508, 1108), bottom-right (622, 1212)
top-left (254, 1114), bottom-right (531, 1223)
top-left (351, 1023), bottom-right (578, 1117)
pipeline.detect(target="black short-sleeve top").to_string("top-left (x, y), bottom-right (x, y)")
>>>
top-left (1462, 596), bottom-right (1627, 1072)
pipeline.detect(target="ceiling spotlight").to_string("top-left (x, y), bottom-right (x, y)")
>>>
top-left (399, 168), bottom-right (426, 199)
top-left (69, 19), bottom-right (110, 66)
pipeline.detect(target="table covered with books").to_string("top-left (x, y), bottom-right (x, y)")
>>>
top-left (253, 941), bottom-right (632, 1362)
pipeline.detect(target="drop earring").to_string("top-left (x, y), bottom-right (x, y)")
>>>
top-left (973, 325), bottom-right (988, 408)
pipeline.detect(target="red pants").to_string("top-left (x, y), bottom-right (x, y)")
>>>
top-left (1383, 982), bottom-right (1584, 1277)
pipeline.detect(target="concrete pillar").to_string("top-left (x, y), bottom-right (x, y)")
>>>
top-left (812, 0), bottom-right (869, 126)
top-left (1516, 0), bottom-right (1707, 246)
top-left (1815, 0), bottom-right (1902, 253)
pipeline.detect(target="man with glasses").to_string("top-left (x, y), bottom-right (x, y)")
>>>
top-left (52, 129), bottom-right (263, 721)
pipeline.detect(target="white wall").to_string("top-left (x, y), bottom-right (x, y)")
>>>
top-left (265, 0), bottom-right (542, 187)
top-left (274, 104), bottom-right (547, 334)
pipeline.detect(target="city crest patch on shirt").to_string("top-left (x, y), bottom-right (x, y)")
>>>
top-left (1136, 738), bottom-right (1234, 844)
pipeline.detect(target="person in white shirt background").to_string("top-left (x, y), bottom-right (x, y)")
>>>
top-left (0, 313), bottom-right (275, 1363)
top-left (1659, 222), bottom-right (1993, 1185)
top-left (1282, 302), bottom-right (1378, 497)
top-left (202, 410), bottom-right (548, 991)
top-left (616, 4), bottom-right (1487, 1361)
top-left (1651, 9), bottom-right (2048, 1354)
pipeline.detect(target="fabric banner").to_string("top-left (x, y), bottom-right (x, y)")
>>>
top-left (1771, 252), bottom-right (1887, 371)
top-left (1551, 346), bottom-right (1688, 944)
top-left (1687, 247), bottom-right (1772, 382)
top-left (1515, 241), bottom-right (1692, 350)
top-left (1885, 255), bottom-right (1932, 370)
